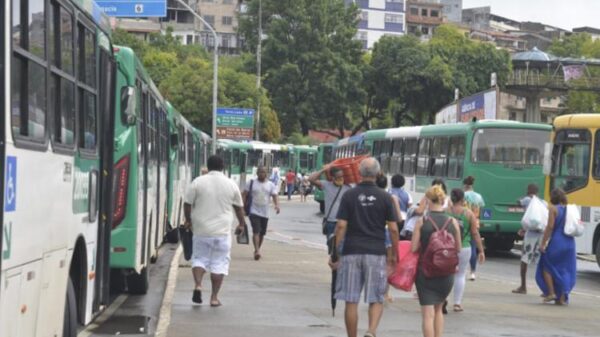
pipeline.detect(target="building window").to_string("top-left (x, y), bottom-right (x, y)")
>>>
top-left (222, 34), bottom-right (231, 48)
top-left (186, 35), bottom-right (193, 45)
top-left (509, 112), bottom-right (517, 121)
top-left (222, 16), bottom-right (233, 25)
top-left (203, 15), bottom-right (215, 30)
top-left (421, 8), bottom-right (428, 16)
top-left (408, 25), bottom-right (417, 33)
top-left (410, 7), bottom-right (418, 15)
top-left (385, 13), bottom-right (403, 23)
top-left (431, 9), bottom-right (439, 17)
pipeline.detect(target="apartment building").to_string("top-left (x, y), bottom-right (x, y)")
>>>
top-left (346, 0), bottom-right (406, 49)
top-left (160, 0), bottom-right (242, 54)
top-left (406, 0), bottom-right (444, 40)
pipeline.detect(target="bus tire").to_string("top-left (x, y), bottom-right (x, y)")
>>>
top-left (319, 201), bottom-right (325, 214)
top-left (127, 267), bottom-right (149, 295)
top-left (63, 277), bottom-right (78, 337)
top-left (484, 238), bottom-right (514, 252)
top-left (596, 238), bottom-right (600, 268)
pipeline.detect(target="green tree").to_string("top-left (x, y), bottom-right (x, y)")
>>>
top-left (239, 0), bottom-right (365, 137)
top-left (142, 51), bottom-right (178, 88)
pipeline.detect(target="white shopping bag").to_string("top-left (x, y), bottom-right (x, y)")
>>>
top-left (564, 204), bottom-right (584, 237)
top-left (520, 196), bottom-right (548, 232)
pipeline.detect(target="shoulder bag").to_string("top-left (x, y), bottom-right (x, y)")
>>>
top-left (322, 186), bottom-right (343, 235)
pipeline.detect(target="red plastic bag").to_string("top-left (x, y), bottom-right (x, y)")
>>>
top-left (388, 241), bottom-right (419, 291)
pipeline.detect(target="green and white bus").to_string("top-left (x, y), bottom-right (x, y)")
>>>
top-left (1, 0), bottom-right (117, 335)
top-left (109, 46), bottom-right (174, 294)
top-left (333, 121), bottom-right (551, 250)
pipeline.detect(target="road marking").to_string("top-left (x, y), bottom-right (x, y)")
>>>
top-left (155, 244), bottom-right (183, 337)
top-left (268, 231), bottom-right (327, 251)
top-left (77, 294), bottom-right (128, 337)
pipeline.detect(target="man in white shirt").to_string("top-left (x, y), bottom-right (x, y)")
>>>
top-left (184, 155), bottom-right (246, 307)
top-left (242, 166), bottom-right (280, 261)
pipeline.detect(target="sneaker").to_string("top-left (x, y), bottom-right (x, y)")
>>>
top-left (469, 273), bottom-right (476, 281)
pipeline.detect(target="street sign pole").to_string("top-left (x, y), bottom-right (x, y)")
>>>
top-left (176, 0), bottom-right (219, 154)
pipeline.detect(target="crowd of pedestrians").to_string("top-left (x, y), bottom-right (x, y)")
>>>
top-left (182, 154), bottom-right (578, 337)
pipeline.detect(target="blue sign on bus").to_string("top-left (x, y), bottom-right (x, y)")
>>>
top-left (96, 0), bottom-right (167, 17)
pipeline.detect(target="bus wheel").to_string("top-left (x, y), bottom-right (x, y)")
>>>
top-left (127, 267), bottom-right (149, 295)
top-left (595, 239), bottom-right (600, 268)
top-left (484, 238), bottom-right (514, 252)
top-left (319, 201), bottom-right (325, 214)
top-left (63, 277), bottom-right (78, 337)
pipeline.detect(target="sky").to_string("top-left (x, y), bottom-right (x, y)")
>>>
top-left (462, 0), bottom-right (600, 31)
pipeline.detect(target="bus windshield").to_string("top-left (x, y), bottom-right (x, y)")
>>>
top-left (471, 128), bottom-right (548, 165)
top-left (550, 129), bottom-right (591, 193)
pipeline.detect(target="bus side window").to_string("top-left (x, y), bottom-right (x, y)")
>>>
top-left (77, 22), bottom-right (97, 152)
top-left (430, 137), bottom-right (449, 177)
top-left (12, 0), bottom-right (48, 145)
top-left (416, 138), bottom-right (431, 176)
top-left (402, 138), bottom-right (417, 175)
top-left (448, 136), bottom-right (465, 179)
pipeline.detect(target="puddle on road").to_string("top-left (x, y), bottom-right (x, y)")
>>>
top-left (91, 315), bottom-right (151, 335)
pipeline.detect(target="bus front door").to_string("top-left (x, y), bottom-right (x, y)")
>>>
top-left (239, 152), bottom-right (247, 190)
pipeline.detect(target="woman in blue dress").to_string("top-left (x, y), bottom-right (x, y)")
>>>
top-left (536, 188), bottom-right (576, 305)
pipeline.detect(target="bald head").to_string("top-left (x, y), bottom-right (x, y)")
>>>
top-left (359, 157), bottom-right (380, 179)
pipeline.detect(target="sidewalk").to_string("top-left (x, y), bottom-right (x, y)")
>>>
top-left (165, 239), bottom-right (600, 337)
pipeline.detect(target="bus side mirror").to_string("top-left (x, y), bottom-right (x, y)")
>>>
top-left (170, 133), bottom-right (179, 147)
top-left (542, 142), bottom-right (553, 175)
top-left (121, 86), bottom-right (137, 125)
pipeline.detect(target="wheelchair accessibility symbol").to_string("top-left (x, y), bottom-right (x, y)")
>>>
top-left (5, 156), bottom-right (16, 212)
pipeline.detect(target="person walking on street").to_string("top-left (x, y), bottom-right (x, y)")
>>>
top-left (183, 155), bottom-right (246, 307)
top-left (242, 166), bottom-right (281, 261)
top-left (411, 185), bottom-right (461, 337)
top-left (513, 184), bottom-right (546, 295)
top-left (447, 188), bottom-right (485, 312)
top-left (389, 174), bottom-right (413, 215)
top-left (308, 166), bottom-right (351, 247)
top-left (285, 169), bottom-right (296, 200)
top-left (463, 176), bottom-right (485, 281)
top-left (330, 158), bottom-right (400, 337)
top-left (536, 188), bottom-right (576, 305)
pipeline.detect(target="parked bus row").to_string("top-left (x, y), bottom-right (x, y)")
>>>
top-left (314, 117), bottom-right (600, 268)
top-left (216, 140), bottom-right (318, 191)
top-left (1, 1), bottom-right (210, 336)
top-left (316, 120), bottom-right (552, 252)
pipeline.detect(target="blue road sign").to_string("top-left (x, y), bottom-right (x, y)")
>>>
top-left (96, 0), bottom-right (166, 17)
top-left (217, 108), bottom-right (256, 117)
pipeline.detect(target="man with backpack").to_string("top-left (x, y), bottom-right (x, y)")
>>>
top-left (410, 185), bottom-right (461, 337)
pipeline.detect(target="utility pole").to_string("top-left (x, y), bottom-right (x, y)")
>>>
top-left (176, 0), bottom-right (219, 154)
top-left (255, 0), bottom-right (262, 141)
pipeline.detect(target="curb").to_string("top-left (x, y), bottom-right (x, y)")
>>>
top-left (155, 244), bottom-right (183, 337)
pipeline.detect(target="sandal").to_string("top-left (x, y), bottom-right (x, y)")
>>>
top-left (364, 332), bottom-right (376, 337)
top-left (192, 289), bottom-right (202, 304)
top-left (453, 304), bottom-right (464, 312)
top-left (511, 287), bottom-right (527, 294)
top-left (542, 294), bottom-right (556, 303)
top-left (210, 300), bottom-right (222, 307)
top-left (254, 252), bottom-right (261, 261)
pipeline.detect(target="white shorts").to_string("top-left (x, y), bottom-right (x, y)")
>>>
top-left (192, 235), bottom-right (232, 275)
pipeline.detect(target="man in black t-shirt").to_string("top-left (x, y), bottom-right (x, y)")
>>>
top-left (330, 157), bottom-right (399, 337)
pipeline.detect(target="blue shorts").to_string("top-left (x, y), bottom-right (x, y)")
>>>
top-left (335, 254), bottom-right (387, 303)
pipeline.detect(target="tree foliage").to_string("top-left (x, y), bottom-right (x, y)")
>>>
top-left (111, 29), bottom-right (281, 141)
top-left (239, 0), bottom-right (365, 137)
top-left (365, 25), bottom-right (511, 126)
top-left (550, 33), bottom-right (600, 114)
